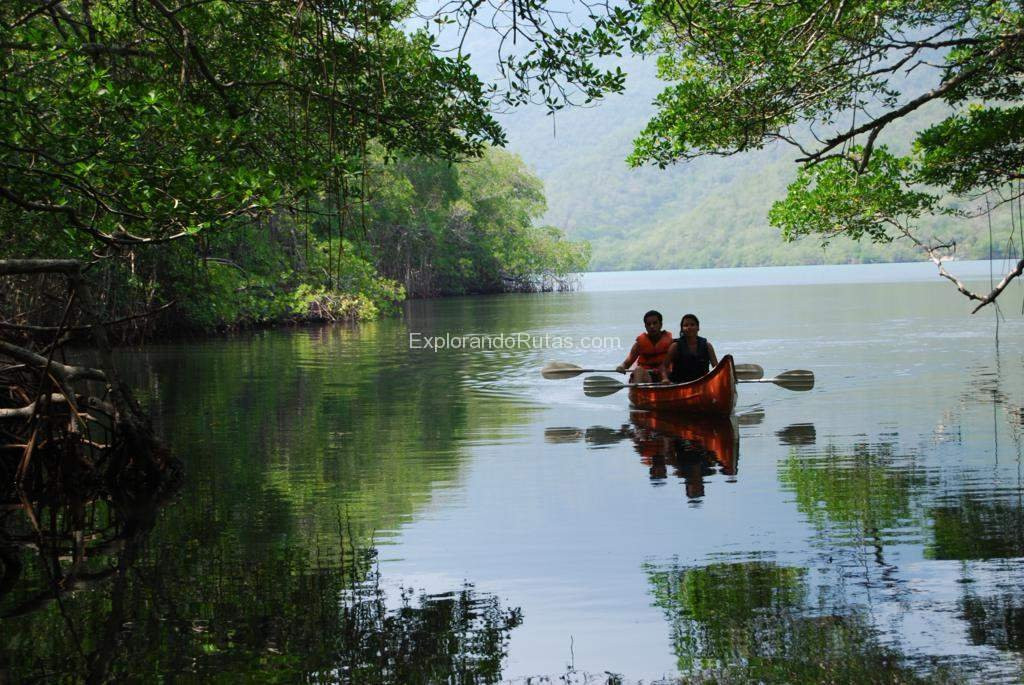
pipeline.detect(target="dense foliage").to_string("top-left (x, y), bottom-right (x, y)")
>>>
top-left (357, 149), bottom-right (588, 297)
top-left (626, 0), bottom-right (1024, 309)
top-left (1, 0), bottom-right (501, 243)
top-left (0, 0), bottom-right (589, 335)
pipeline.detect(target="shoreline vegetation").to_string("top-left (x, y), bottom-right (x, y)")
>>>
top-left (2, 149), bottom-right (589, 344)
top-left (0, 149), bottom-right (584, 526)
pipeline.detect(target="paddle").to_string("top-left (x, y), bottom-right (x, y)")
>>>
top-left (542, 361), bottom-right (765, 381)
top-left (540, 361), bottom-right (620, 379)
top-left (582, 369), bottom-right (815, 397)
top-left (740, 370), bottom-right (814, 390)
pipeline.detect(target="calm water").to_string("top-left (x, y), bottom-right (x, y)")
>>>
top-left (3, 262), bottom-right (1024, 682)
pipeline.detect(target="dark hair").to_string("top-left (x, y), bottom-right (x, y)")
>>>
top-left (681, 313), bottom-right (700, 326)
top-left (643, 310), bottom-right (663, 324)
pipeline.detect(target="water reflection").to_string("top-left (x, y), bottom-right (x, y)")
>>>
top-left (12, 274), bottom-right (1019, 682)
top-left (928, 498), bottom-right (1024, 560)
top-left (0, 497), bottom-right (522, 682)
top-left (545, 412), bottom-right (739, 499)
top-left (630, 413), bottom-right (738, 493)
top-left (121, 324), bottom-right (503, 554)
top-left (779, 442), bottom-right (930, 547)
top-left (644, 559), bottom-right (958, 682)
top-left (736, 407), bottom-right (765, 426)
top-left (962, 590), bottom-right (1024, 652)
top-left (775, 423), bottom-right (817, 446)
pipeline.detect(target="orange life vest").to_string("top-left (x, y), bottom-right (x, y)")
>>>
top-left (635, 331), bottom-right (673, 369)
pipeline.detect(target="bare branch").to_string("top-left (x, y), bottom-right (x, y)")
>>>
top-left (969, 259), bottom-right (1024, 314)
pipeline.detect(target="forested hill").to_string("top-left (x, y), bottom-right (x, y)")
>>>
top-left (494, 58), bottom-right (1006, 271)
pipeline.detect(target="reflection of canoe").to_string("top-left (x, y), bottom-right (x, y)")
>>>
top-left (630, 410), bottom-right (739, 475)
top-left (628, 355), bottom-right (737, 416)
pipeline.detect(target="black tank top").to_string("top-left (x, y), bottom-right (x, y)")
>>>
top-left (669, 336), bottom-right (710, 383)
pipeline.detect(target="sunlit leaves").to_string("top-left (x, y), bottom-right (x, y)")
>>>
top-left (916, 106), bottom-right (1024, 194)
top-left (624, 0), bottom-right (1024, 275)
top-left (360, 148), bottom-right (588, 295)
top-left (0, 0), bottom-right (504, 251)
top-left (769, 147), bottom-right (939, 244)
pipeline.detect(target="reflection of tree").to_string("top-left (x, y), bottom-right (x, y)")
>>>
top-left (962, 592), bottom-right (1024, 654)
top-left (125, 326), bottom-right (476, 562)
top-left (646, 560), bottom-right (805, 669)
top-left (930, 497), bottom-right (1024, 657)
top-left (644, 560), bottom-right (945, 682)
top-left (0, 499), bottom-right (522, 682)
top-left (0, 306), bottom-right (538, 681)
top-left (928, 498), bottom-right (1024, 561)
top-left (778, 443), bottom-right (928, 542)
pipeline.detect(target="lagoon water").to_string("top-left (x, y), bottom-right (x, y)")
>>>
top-left (4, 260), bottom-right (1024, 682)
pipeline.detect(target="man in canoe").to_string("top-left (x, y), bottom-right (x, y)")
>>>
top-left (660, 313), bottom-right (719, 383)
top-left (616, 310), bottom-right (672, 383)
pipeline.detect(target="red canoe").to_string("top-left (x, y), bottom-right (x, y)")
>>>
top-left (628, 354), bottom-right (737, 416)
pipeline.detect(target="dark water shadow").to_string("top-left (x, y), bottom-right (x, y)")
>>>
top-left (962, 589), bottom-right (1024, 653)
top-left (776, 423), bottom-right (817, 446)
top-left (0, 495), bottom-right (522, 683)
top-left (927, 496), bottom-right (1024, 561)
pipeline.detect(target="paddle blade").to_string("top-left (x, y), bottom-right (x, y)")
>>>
top-left (734, 363), bottom-right (764, 381)
top-left (772, 369), bottom-right (815, 391)
top-left (541, 362), bottom-right (623, 379)
top-left (737, 369), bottom-right (815, 391)
top-left (541, 361), bottom-right (585, 379)
top-left (584, 385), bottom-right (626, 398)
top-left (583, 375), bottom-right (627, 398)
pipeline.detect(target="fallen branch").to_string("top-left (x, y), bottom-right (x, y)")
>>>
top-left (0, 340), bottom-right (107, 384)
top-left (0, 393), bottom-right (114, 421)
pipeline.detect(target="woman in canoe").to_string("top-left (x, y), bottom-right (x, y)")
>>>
top-left (660, 313), bottom-right (718, 384)
top-left (616, 310), bottom-right (673, 383)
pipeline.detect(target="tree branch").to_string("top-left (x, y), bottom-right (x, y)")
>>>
top-left (798, 32), bottom-right (1024, 164)
top-left (144, 0), bottom-right (241, 118)
top-left (0, 259), bottom-right (82, 276)
top-left (968, 258), bottom-right (1024, 314)
top-left (0, 394), bottom-right (114, 421)
top-left (0, 340), bottom-right (107, 383)
top-left (0, 300), bottom-right (176, 332)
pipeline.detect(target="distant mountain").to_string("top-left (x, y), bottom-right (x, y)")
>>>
top-left (492, 57), bottom-right (1014, 271)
